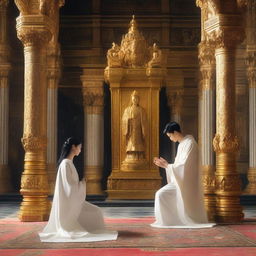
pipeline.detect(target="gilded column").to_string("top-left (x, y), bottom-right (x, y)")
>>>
top-left (15, 0), bottom-right (61, 221)
top-left (81, 68), bottom-right (104, 196)
top-left (245, 0), bottom-right (256, 194)
top-left (205, 13), bottom-right (245, 221)
top-left (0, 0), bottom-right (12, 193)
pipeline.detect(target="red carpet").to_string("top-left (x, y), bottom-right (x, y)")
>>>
top-left (0, 217), bottom-right (256, 255)
top-left (1, 248), bottom-right (256, 256)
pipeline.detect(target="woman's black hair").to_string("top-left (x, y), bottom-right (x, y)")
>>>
top-left (57, 137), bottom-right (82, 166)
top-left (163, 121), bottom-right (181, 134)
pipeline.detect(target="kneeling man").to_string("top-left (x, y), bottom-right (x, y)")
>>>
top-left (152, 122), bottom-right (214, 228)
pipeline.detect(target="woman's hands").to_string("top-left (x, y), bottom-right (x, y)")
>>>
top-left (153, 157), bottom-right (169, 168)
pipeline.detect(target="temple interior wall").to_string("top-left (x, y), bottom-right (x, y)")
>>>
top-left (6, 0), bottom-right (249, 192)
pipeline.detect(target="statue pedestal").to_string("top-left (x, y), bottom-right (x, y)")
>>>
top-left (107, 170), bottom-right (162, 199)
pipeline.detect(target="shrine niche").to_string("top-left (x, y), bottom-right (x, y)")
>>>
top-left (104, 16), bottom-right (166, 199)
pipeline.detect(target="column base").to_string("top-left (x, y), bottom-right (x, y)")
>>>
top-left (18, 196), bottom-right (51, 222)
top-left (204, 194), bottom-right (216, 222)
top-left (107, 169), bottom-right (162, 199)
top-left (215, 195), bottom-right (244, 223)
top-left (85, 166), bottom-right (104, 195)
top-left (244, 168), bottom-right (256, 195)
top-left (0, 164), bottom-right (12, 194)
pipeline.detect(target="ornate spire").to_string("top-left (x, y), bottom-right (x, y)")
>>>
top-left (106, 15), bottom-right (162, 68)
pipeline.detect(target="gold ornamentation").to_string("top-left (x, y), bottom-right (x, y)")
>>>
top-left (21, 175), bottom-right (48, 191)
top-left (21, 135), bottom-right (47, 152)
top-left (215, 175), bottom-right (241, 193)
top-left (213, 133), bottom-right (239, 153)
top-left (198, 40), bottom-right (215, 66)
top-left (148, 43), bottom-right (162, 68)
top-left (246, 50), bottom-right (256, 88)
top-left (17, 27), bottom-right (52, 47)
top-left (106, 16), bottom-right (162, 69)
top-left (208, 28), bottom-right (245, 49)
top-left (14, 0), bottom-right (29, 15)
top-left (14, 0), bottom-right (56, 17)
top-left (120, 15), bottom-right (149, 67)
top-left (107, 42), bottom-right (122, 68)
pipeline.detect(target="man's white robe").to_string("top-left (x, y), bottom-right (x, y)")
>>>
top-left (39, 159), bottom-right (118, 242)
top-left (151, 135), bottom-right (215, 228)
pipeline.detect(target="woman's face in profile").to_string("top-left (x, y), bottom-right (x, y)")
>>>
top-left (73, 144), bottom-right (82, 156)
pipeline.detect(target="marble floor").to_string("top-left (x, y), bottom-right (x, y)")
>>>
top-left (0, 201), bottom-right (256, 220)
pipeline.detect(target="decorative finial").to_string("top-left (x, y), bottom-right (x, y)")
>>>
top-left (129, 15), bottom-right (137, 33)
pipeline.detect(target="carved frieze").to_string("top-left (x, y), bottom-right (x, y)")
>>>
top-left (170, 27), bottom-right (200, 46)
top-left (213, 133), bottom-right (239, 153)
top-left (215, 175), bottom-right (241, 193)
top-left (21, 174), bottom-right (48, 191)
top-left (21, 135), bottom-right (47, 152)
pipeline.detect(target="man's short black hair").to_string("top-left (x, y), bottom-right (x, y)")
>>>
top-left (163, 122), bottom-right (181, 134)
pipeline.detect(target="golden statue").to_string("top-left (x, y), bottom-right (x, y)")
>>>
top-left (122, 90), bottom-right (147, 168)
top-left (107, 42), bottom-right (123, 67)
top-left (148, 43), bottom-right (162, 68)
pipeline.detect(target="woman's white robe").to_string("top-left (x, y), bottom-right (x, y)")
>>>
top-left (151, 135), bottom-right (215, 228)
top-left (39, 159), bottom-right (118, 242)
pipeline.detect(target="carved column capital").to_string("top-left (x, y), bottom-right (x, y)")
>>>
top-left (208, 27), bottom-right (244, 49)
top-left (166, 88), bottom-right (184, 116)
top-left (246, 49), bottom-right (256, 88)
top-left (81, 68), bottom-right (104, 114)
top-left (198, 40), bottom-right (215, 65)
top-left (16, 16), bottom-right (53, 47)
top-left (82, 87), bottom-right (104, 114)
top-left (213, 133), bottom-right (239, 153)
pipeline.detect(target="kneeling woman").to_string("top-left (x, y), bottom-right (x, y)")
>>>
top-left (39, 137), bottom-right (118, 242)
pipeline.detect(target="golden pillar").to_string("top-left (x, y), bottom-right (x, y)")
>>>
top-left (15, 0), bottom-right (63, 221)
top-left (0, 0), bottom-right (12, 193)
top-left (204, 3), bottom-right (245, 222)
top-left (244, 0), bottom-right (256, 194)
top-left (105, 16), bottom-right (165, 199)
top-left (81, 68), bottom-right (104, 196)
